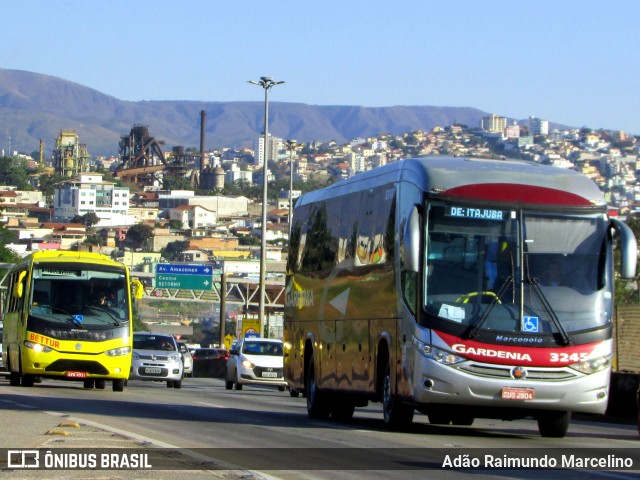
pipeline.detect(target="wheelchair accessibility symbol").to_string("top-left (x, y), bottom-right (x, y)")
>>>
top-left (522, 316), bottom-right (539, 333)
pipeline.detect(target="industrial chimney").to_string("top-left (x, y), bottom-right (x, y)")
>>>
top-left (200, 110), bottom-right (206, 177)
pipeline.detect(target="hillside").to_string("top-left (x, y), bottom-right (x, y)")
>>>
top-left (0, 68), bottom-right (501, 157)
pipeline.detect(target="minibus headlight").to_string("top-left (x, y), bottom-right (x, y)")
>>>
top-left (413, 337), bottom-right (464, 365)
top-left (106, 346), bottom-right (131, 357)
top-left (24, 341), bottom-right (53, 353)
top-left (569, 354), bottom-right (612, 374)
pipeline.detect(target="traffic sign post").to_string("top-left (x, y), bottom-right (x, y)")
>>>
top-left (155, 263), bottom-right (215, 291)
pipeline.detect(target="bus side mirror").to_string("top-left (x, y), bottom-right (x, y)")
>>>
top-left (403, 206), bottom-right (421, 273)
top-left (131, 279), bottom-right (145, 300)
top-left (13, 271), bottom-right (27, 299)
top-left (611, 218), bottom-right (637, 279)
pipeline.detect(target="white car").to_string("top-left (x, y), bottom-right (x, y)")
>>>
top-left (225, 338), bottom-right (286, 391)
top-left (130, 332), bottom-right (183, 388)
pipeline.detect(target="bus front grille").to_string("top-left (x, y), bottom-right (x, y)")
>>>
top-left (45, 360), bottom-right (109, 375)
top-left (456, 362), bottom-right (578, 381)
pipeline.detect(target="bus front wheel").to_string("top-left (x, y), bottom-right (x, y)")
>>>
top-left (382, 363), bottom-right (414, 428)
top-left (113, 379), bottom-right (125, 392)
top-left (537, 410), bottom-right (570, 437)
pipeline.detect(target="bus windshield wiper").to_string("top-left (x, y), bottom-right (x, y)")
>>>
top-left (467, 275), bottom-right (513, 339)
top-left (84, 306), bottom-right (121, 326)
top-left (526, 277), bottom-right (572, 346)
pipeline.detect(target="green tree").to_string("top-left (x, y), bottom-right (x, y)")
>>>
top-left (0, 156), bottom-right (31, 189)
top-left (0, 219), bottom-right (20, 263)
top-left (125, 223), bottom-right (154, 250)
top-left (160, 240), bottom-right (190, 261)
top-left (83, 234), bottom-right (103, 246)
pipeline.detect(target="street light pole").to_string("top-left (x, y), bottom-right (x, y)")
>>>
top-left (248, 77), bottom-right (285, 337)
top-left (285, 139), bottom-right (297, 237)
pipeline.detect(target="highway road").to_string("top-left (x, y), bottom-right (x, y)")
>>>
top-left (1, 376), bottom-right (639, 480)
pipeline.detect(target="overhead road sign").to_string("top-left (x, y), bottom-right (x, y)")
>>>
top-left (155, 263), bottom-right (214, 291)
top-left (155, 264), bottom-right (213, 276)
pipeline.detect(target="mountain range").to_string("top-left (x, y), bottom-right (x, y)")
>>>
top-left (0, 68), bottom-right (535, 157)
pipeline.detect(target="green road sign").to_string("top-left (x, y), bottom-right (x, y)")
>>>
top-left (155, 273), bottom-right (213, 290)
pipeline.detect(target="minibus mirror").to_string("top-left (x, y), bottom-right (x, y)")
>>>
top-left (13, 271), bottom-right (27, 299)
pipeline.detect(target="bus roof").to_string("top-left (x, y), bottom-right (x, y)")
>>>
top-left (10, 250), bottom-right (126, 271)
top-left (297, 156), bottom-right (606, 209)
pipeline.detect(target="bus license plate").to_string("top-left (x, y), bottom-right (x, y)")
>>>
top-left (144, 367), bottom-right (162, 375)
top-left (501, 387), bottom-right (534, 400)
top-left (262, 372), bottom-right (278, 378)
top-left (67, 371), bottom-right (87, 378)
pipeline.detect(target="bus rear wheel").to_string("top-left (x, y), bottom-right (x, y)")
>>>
top-left (306, 355), bottom-right (330, 419)
top-left (538, 410), bottom-right (570, 438)
top-left (382, 363), bottom-right (414, 428)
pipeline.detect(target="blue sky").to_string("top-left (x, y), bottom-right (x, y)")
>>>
top-left (2, 1), bottom-right (639, 134)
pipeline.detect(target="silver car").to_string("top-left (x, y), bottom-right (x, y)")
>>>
top-left (131, 332), bottom-right (183, 388)
top-left (177, 342), bottom-right (193, 377)
top-left (225, 338), bottom-right (286, 391)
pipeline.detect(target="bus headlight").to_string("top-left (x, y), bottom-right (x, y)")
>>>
top-left (24, 341), bottom-right (53, 353)
top-left (569, 354), bottom-right (612, 375)
top-left (413, 337), bottom-right (465, 365)
top-left (105, 346), bottom-right (131, 357)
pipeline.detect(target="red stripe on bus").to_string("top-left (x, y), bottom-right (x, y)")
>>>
top-left (442, 184), bottom-right (593, 206)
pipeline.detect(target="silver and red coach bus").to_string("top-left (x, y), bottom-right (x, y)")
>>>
top-left (284, 156), bottom-right (637, 437)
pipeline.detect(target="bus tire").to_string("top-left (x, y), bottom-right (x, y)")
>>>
top-left (382, 363), bottom-right (414, 428)
top-left (451, 416), bottom-right (474, 426)
top-left (330, 399), bottom-right (355, 421)
top-left (83, 380), bottom-right (95, 389)
top-left (113, 379), bottom-right (125, 392)
top-left (95, 380), bottom-right (106, 390)
top-left (538, 410), bottom-right (571, 438)
top-left (9, 371), bottom-right (21, 387)
top-left (306, 355), bottom-right (330, 419)
top-left (22, 374), bottom-right (35, 387)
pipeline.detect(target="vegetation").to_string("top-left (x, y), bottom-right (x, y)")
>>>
top-left (125, 223), bottom-right (154, 249)
top-left (160, 240), bottom-right (190, 261)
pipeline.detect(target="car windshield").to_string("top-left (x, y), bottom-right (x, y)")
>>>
top-left (423, 202), bottom-right (611, 336)
top-left (242, 341), bottom-right (283, 356)
top-left (134, 335), bottom-right (175, 351)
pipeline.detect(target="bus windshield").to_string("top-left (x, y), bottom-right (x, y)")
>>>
top-left (424, 203), bottom-right (611, 336)
top-left (30, 266), bottom-right (130, 327)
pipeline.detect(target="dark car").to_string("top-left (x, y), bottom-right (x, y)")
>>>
top-left (191, 348), bottom-right (229, 378)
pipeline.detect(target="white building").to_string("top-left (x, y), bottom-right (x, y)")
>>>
top-left (481, 114), bottom-right (507, 134)
top-left (529, 116), bottom-right (549, 136)
top-left (53, 173), bottom-right (134, 226)
top-left (226, 163), bottom-right (253, 184)
top-left (256, 134), bottom-right (282, 167)
top-left (169, 204), bottom-right (217, 229)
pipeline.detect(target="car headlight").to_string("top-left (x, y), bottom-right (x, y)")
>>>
top-left (168, 354), bottom-right (180, 362)
top-left (413, 337), bottom-right (465, 365)
top-left (242, 359), bottom-right (254, 369)
top-left (105, 346), bottom-right (131, 357)
top-left (569, 354), bottom-right (612, 374)
top-left (24, 341), bottom-right (53, 353)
